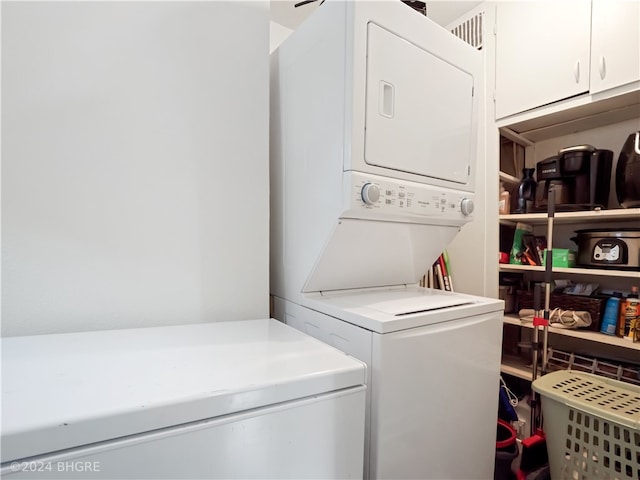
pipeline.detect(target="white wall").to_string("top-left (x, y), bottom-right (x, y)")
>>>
top-left (443, 4), bottom-right (499, 298)
top-left (425, 1), bottom-right (482, 25)
top-left (270, 0), bottom-right (318, 29)
top-left (270, 21), bottom-right (293, 53)
top-left (270, 1), bottom-right (482, 31)
top-left (2, 1), bottom-right (270, 336)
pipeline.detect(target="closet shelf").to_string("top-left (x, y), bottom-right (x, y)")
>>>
top-left (503, 314), bottom-right (640, 351)
top-left (500, 355), bottom-right (534, 380)
top-left (499, 264), bottom-right (640, 279)
top-left (499, 171), bottom-right (520, 186)
top-left (499, 207), bottom-right (640, 225)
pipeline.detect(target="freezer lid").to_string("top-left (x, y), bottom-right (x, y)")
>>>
top-left (303, 286), bottom-right (504, 334)
top-left (1, 319), bottom-right (366, 463)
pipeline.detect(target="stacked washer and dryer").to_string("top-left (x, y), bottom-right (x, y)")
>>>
top-left (270, 1), bottom-right (504, 479)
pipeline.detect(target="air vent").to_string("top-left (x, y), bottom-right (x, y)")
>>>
top-left (450, 12), bottom-right (483, 50)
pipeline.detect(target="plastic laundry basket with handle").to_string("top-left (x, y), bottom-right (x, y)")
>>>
top-left (532, 370), bottom-right (640, 480)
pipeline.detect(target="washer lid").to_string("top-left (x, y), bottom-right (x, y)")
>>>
top-left (1, 319), bottom-right (365, 463)
top-left (303, 286), bottom-right (504, 334)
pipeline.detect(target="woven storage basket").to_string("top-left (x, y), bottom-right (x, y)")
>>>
top-left (517, 291), bottom-right (606, 331)
top-left (532, 370), bottom-right (640, 480)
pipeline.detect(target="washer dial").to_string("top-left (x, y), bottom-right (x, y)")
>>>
top-left (460, 198), bottom-right (474, 216)
top-left (361, 183), bottom-right (380, 205)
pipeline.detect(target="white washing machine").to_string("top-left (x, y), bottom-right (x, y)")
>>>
top-left (1, 319), bottom-right (367, 479)
top-left (270, 1), bottom-right (504, 478)
top-left (274, 287), bottom-right (503, 479)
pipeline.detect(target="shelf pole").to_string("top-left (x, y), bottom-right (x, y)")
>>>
top-left (542, 188), bottom-right (555, 376)
top-left (530, 283), bottom-right (542, 431)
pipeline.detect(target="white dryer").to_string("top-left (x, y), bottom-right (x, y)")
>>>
top-left (1, 320), bottom-right (366, 479)
top-left (270, 1), bottom-right (503, 478)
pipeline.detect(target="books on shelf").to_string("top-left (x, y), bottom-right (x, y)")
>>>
top-left (509, 222), bottom-right (547, 266)
top-left (521, 233), bottom-right (547, 266)
top-left (509, 222), bottom-right (533, 265)
top-left (421, 251), bottom-right (454, 291)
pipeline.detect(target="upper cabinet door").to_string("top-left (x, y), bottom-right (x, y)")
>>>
top-left (494, 1), bottom-right (591, 119)
top-left (590, 0), bottom-right (640, 94)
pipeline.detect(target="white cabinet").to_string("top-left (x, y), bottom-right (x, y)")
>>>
top-left (590, 0), bottom-right (640, 94)
top-left (494, 0), bottom-right (640, 120)
top-left (494, 1), bottom-right (590, 119)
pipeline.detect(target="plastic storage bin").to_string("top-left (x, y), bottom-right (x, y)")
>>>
top-left (532, 370), bottom-right (640, 480)
top-left (495, 419), bottom-right (518, 480)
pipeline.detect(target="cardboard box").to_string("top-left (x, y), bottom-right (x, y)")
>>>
top-left (543, 249), bottom-right (576, 268)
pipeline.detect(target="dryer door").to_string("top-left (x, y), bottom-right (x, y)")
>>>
top-left (364, 23), bottom-right (475, 185)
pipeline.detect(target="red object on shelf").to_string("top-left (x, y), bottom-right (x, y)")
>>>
top-left (533, 316), bottom-right (549, 327)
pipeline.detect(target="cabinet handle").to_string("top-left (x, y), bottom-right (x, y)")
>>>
top-left (574, 60), bottom-right (580, 83)
top-left (599, 56), bottom-right (606, 80)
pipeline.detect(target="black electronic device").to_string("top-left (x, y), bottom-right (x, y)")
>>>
top-left (534, 145), bottom-right (613, 211)
top-left (615, 131), bottom-right (640, 208)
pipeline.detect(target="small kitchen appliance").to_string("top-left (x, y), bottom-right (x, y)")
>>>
top-left (571, 228), bottom-right (640, 270)
top-left (535, 156), bottom-right (569, 208)
top-left (615, 131), bottom-right (640, 208)
top-left (534, 145), bottom-right (613, 211)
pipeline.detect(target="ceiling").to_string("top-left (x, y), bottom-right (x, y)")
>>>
top-left (424, 1), bottom-right (481, 26)
top-left (270, 1), bottom-right (482, 30)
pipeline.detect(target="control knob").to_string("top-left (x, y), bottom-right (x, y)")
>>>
top-left (361, 183), bottom-right (380, 205)
top-left (460, 198), bottom-right (474, 216)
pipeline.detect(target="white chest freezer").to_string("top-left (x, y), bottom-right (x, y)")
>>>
top-left (1, 319), bottom-right (367, 479)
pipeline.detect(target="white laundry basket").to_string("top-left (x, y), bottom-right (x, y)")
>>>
top-left (532, 370), bottom-right (640, 480)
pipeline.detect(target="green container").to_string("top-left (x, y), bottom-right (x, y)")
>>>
top-left (542, 249), bottom-right (576, 268)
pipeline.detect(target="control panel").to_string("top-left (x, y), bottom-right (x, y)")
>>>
top-left (345, 172), bottom-right (474, 223)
